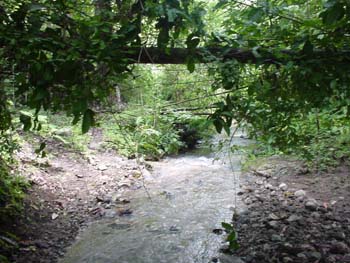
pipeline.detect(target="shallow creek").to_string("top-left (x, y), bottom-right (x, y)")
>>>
top-left (61, 134), bottom-right (249, 263)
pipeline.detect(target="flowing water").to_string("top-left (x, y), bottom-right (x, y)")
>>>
top-left (61, 134), bottom-right (248, 263)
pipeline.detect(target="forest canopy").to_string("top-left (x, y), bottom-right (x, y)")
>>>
top-left (0, 0), bottom-right (350, 159)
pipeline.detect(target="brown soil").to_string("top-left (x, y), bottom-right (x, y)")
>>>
top-left (1, 132), bottom-right (144, 263)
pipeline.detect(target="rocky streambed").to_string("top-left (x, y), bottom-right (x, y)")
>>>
top-left (231, 157), bottom-right (350, 263)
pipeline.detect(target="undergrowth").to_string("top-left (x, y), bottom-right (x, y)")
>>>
top-left (101, 109), bottom-right (212, 160)
top-left (242, 105), bottom-right (350, 171)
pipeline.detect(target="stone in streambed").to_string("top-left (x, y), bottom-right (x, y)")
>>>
top-left (330, 241), bottom-right (350, 254)
top-left (287, 214), bottom-right (302, 223)
top-left (305, 199), bottom-right (319, 211)
top-left (294, 189), bottom-right (306, 197)
top-left (279, 183), bottom-right (288, 191)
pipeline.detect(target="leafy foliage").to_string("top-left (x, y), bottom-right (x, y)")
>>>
top-left (0, 156), bottom-right (28, 222)
top-left (222, 222), bottom-right (239, 251)
top-left (205, 0), bottom-right (350, 167)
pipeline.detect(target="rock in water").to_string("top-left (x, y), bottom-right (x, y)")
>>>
top-left (294, 190), bottom-right (306, 197)
top-left (279, 183), bottom-right (288, 191)
top-left (305, 199), bottom-right (319, 211)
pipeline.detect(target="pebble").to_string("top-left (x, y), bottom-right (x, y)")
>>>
top-left (267, 220), bottom-right (279, 229)
top-left (271, 234), bottom-right (283, 242)
top-left (297, 253), bottom-right (307, 260)
top-left (308, 251), bottom-right (322, 261)
top-left (287, 214), bottom-right (302, 222)
top-left (279, 183), bottom-right (288, 191)
top-left (97, 164), bottom-right (108, 171)
top-left (294, 190), bottom-right (306, 197)
top-left (330, 241), bottom-right (350, 254)
top-left (305, 199), bottom-right (319, 211)
top-left (265, 183), bottom-right (274, 190)
top-left (255, 180), bottom-right (264, 185)
top-left (282, 257), bottom-right (293, 263)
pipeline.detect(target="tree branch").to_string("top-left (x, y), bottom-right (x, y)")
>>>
top-left (121, 47), bottom-right (350, 65)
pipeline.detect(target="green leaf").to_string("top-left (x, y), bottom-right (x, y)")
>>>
top-left (227, 231), bottom-right (236, 242)
top-left (82, 109), bottom-right (95, 134)
top-left (213, 118), bottom-right (224, 133)
top-left (215, 0), bottom-right (228, 10)
top-left (320, 3), bottom-right (345, 25)
top-left (186, 56), bottom-right (196, 73)
top-left (221, 222), bottom-right (234, 232)
top-left (167, 8), bottom-right (178, 23)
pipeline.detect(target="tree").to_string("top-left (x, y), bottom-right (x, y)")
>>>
top-left (1, 0), bottom-right (350, 154)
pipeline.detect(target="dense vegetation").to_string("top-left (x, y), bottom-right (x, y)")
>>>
top-left (1, 0), bottom-right (350, 256)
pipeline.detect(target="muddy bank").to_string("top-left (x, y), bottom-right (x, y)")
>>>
top-left (1, 136), bottom-right (145, 263)
top-left (231, 157), bottom-right (350, 263)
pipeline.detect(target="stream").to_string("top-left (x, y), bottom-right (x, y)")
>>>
top-left (61, 134), bottom-right (249, 263)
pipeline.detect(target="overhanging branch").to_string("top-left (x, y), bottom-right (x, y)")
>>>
top-left (121, 47), bottom-right (350, 65)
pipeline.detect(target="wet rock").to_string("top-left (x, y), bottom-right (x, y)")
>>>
top-left (311, 212), bottom-right (321, 219)
top-left (305, 199), bottom-right (319, 211)
top-left (287, 214), bottom-right (302, 223)
top-left (294, 190), bottom-right (306, 197)
top-left (271, 234), bottom-right (283, 242)
top-left (265, 183), bottom-right (274, 190)
top-left (268, 213), bottom-right (280, 221)
top-left (254, 169), bottom-right (272, 178)
top-left (270, 191), bottom-right (277, 196)
top-left (51, 213), bottom-right (59, 220)
top-left (267, 220), bottom-right (279, 229)
top-left (244, 198), bottom-right (253, 205)
top-left (282, 257), bottom-right (293, 263)
top-left (255, 180), bottom-right (264, 185)
top-left (254, 195), bottom-right (265, 202)
top-left (279, 183), bottom-right (288, 191)
top-left (297, 253), bottom-right (308, 260)
top-left (330, 241), bottom-right (350, 254)
top-left (329, 231), bottom-right (346, 241)
top-left (308, 251), bottom-right (322, 261)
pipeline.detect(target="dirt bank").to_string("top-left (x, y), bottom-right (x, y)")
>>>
top-left (1, 134), bottom-right (147, 263)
